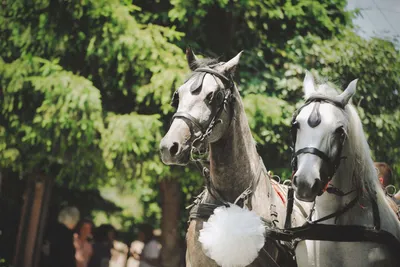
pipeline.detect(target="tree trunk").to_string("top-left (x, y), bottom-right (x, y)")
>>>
top-left (13, 173), bottom-right (53, 267)
top-left (160, 179), bottom-right (182, 267)
top-left (0, 171), bottom-right (2, 195)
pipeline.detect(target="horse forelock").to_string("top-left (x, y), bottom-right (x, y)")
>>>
top-left (184, 58), bottom-right (223, 94)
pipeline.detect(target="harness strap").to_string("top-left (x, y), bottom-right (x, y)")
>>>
top-left (188, 201), bottom-right (222, 221)
top-left (326, 185), bottom-right (356, 196)
top-left (272, 182), bottom-right (286, 205)
top-left (371, 192), bottom-right (381, 230)
top-left (284, 187), bottom-right (294, 229)
top-left (309, 195), bottom-right (359, 224)
top-left (264, 223), bottom-right (400, 261)
top-left (193, 160), bottom-right (229, 207)
top-left (257, 247), bottom-right (281, 267)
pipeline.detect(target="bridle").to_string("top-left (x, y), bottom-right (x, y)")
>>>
top-left (273, 94), bottom-right (400, 261)
top-left (290, 95), bottom-right (347, 195)
top-left (170, 65), bottom-right (235, 159)
top-left (268, 94), bottom-right (400, 263)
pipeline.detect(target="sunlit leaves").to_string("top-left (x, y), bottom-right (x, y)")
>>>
top-left (0, 57), bottom-right (105, 184)
top-left (102, 112), bottom-right (162, 178)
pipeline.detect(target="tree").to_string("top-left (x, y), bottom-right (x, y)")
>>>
top-left (1, 0), bottom-right (197, 265)
top-left (134, 0), bottom-right (400, 182)
top-left (2, 0), bottom-right (400, 266)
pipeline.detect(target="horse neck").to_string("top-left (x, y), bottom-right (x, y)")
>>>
top-left (208, 91), bottom-right (262, 202)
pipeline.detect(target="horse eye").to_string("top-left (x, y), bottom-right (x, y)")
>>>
top-left (335, 127), bottom-right (345, 139)
top-left (292, 121), bottom-right (300, 130)
top-left (335, 126), bottom-right (344, 135)
top-left (214, 91), bottom-right (224, 104)
top-left (205, 92), bottom-right (214, 102)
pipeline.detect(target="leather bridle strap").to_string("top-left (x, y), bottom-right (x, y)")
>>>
top-left (172, 112), bottom-right (205, 133)
top-left (194, 67), bottom-right (232, 87)
top-left (293, 147), bottom-right (331, 163)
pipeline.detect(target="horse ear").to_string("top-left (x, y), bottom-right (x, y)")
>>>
top-left (303, 70), bottom-right (316, 98)
top-left (220, 51), bottom-right (243, 74)
top-left (339, 79), bottom-right (358, 105)
top-left (186, 47), bottom-right (198, 71)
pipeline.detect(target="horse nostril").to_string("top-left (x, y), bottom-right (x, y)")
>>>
top-left (311, 178), bottom-right (322, 193)
top-left (169, 142), bottom-right (180, 156)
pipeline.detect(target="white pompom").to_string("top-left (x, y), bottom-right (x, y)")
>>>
top-left (199, 204), bottom-right (265, 267)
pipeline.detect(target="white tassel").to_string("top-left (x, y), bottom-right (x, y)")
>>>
top-left (199, 204), bottom-right (265, 267)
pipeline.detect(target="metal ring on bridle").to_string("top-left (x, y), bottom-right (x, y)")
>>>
top-left (385, 185), bottom-right (397, 197)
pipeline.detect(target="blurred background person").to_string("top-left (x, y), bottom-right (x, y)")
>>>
top-left (394, 190), bottom-right (400, 205)
top-left (127, 228), bottom-right (144, 267)
top-left (74, 219), bottom-right (94, 267)
top-left (44, 206), bottom-right (80, 267)
top-left (374, 162), bottom-right (393, 188)
top-left (89, 224), bottom-right (115, 267)
top-left (132, 224), bottom-right (161, 267)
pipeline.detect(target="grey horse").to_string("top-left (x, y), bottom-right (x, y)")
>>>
top-left (160, 48), bottom-right (307, 267)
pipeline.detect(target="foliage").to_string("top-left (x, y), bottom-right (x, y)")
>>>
top-left (0, 57), bottom-right (105, 185)
top-left (1, 0), bottom-right (400, 242)
top-left (0, 0), bottom-right (192, 188)
top-left (270, 30), bottom-right (400, 183)
top-left (134, 0), bottom-right (400, 182)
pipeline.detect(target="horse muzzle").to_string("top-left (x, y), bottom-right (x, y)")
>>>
top-left (159, 137), bottom-right (191, 166)
top-left (292, 173), bottom-right (322, 202)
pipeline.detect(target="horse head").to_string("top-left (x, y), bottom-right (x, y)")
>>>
top-left (159, 48), bottom-right (242, 165)
top-left (291, 71), bottom-right (358, 202)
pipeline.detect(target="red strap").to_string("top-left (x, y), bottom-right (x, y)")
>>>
top-left (272, 183), bottom-right (286, 205)
top-left (322, 181), bottom-right (330, 193)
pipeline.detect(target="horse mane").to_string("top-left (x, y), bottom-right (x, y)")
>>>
top-left (313, 83), bottom-right (380, 198)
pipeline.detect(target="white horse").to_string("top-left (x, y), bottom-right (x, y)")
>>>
top-left (291, 71), bottom-right (400, 267)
